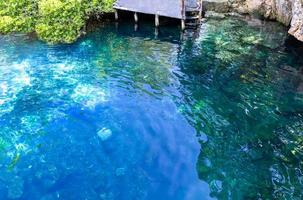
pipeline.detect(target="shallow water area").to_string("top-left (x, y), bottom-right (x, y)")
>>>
top-left (0, 16), bottom-right (303, 200)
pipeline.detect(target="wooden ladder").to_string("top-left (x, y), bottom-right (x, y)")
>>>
top-left (181, 0), bottom-right (203, 30)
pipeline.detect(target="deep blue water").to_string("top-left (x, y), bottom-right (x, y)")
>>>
top-left (0, 17), bottom-right (303, 200)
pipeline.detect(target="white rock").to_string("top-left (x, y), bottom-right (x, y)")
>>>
top-left (97, 128), bottom-right (112, 141)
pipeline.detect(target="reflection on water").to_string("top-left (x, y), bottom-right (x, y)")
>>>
top-left (0, 17), bottom-right (302, 200)
top-left (178, 18), bottom-right (303, 199)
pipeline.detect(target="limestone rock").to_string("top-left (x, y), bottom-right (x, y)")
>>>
top-left (244, 0), bottom-right (303, 41)
top-left (275, 0), bottom-right (293, 25)
top-left (202, 0), bottom-right (231, 13)
top-left (204, 0), bottom-right (303, 42)
top-left (288, 0), bottom-right (303, 41)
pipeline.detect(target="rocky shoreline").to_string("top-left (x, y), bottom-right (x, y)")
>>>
top-left (202, 0), bottom-right (303, 42)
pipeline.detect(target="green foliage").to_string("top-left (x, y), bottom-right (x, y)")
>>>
top-left (0, 0), bottom-right (37, 33)
top-left (86, 0), bottom-right (115, 14)
top-left (36, 0), bottom-right (85, 43)
top-left (0, 0), bottom-right (115, 43)
top-left (0, 16), bottom-right (15, 33)
top-left (0, 0), bottom-right (38, 16)
top-left (100, 0), bottom-right (115, 12)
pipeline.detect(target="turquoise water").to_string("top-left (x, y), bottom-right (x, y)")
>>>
top-left (0, 17), bottom-right (303, 200)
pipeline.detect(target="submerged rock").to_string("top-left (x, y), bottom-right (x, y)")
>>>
top-left (97, 128), bottom-right (112, 141)
top-left (205, 11), bottom-right (227, 18)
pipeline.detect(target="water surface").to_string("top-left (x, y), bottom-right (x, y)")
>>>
top-left (0, 17), bottom-right (303, 200)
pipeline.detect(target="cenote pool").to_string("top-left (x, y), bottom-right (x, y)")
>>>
top-left (0, 17), bottom-right (303, 200)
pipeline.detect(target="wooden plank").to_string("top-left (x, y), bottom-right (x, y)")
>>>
top-left (114, 0), bottom-right (183, 19)
top-left (114, 9), bottom-right (119, 20)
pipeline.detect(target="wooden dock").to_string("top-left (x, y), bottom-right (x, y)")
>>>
top-left (113, 0), bottom-right (203, 30)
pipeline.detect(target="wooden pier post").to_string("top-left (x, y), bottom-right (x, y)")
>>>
top-left (134, 12), bottom-right (138, 23)
top-left (181, 19), bottom-right (185, 31)
top-left (114, 9), bottom-right (119, 21)
top-left (155, 14), bottom-right (159, 27)
top-left (115, 22), bottom-right (118, 30)
top-left (155, 28), bottom-right (159, 38)
top-left (181, 0), bottom-right (185, 31)
top-left (134, 24), bottom-right (138, 31)
top-left (198, 0), bottom-right (203, 22)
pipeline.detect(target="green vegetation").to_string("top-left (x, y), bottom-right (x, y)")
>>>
top-left (0, 0), bottom-right (37, 33)
top-left (0, 0), bottom-right (114, 43)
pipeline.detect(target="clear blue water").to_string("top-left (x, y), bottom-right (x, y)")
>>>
top-left (0, 17), bottom-right (303, 200)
